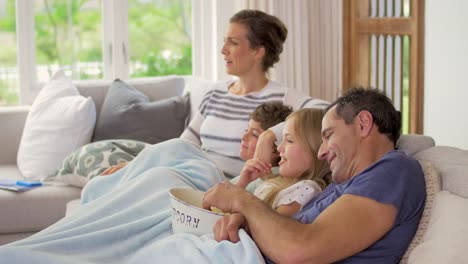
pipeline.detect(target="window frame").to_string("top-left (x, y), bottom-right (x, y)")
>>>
top-left (16, 0), bottom-right (36, 104)
top-left (102, 0), bottom-right (129, 81)
top-left (15, 0), bottom-right (137, 105)
top-left (342, 0), bottom-right (425, 134)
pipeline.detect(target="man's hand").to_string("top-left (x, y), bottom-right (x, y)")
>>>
top-left (236, 159), bottom-right (271, 188)
top-left (213, 213), bottom-right (247, 242)
top-left (202, 181), bottom-right (249, 214)
top-left (100, 162), bottom-right (128, 176)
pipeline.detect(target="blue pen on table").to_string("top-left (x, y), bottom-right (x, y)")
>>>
top-left (16, 180), bottom-right (43, 187)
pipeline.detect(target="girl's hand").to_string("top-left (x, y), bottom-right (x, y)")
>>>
top-left (236, 159), bottom-right (271, 188)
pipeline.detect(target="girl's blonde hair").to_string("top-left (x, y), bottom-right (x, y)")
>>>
top-left (262, 108), bottom-right (331, 208)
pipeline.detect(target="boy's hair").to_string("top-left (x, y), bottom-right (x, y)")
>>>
top-left (250, 101), bottom-right (292, 167)
top-left (250, 101), bottom-right (292, 130)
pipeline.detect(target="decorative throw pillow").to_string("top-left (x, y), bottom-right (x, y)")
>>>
top-left (407, 191), bottom-right (468, 263)
top-left (47, 139), bottom-right (149, 187)
top-left (17, 69), bottom-right (96, 180)
top-left (92, 79), bottom-right (190, 144)
top-left (415, 146), bottom-right (468, 198)
top-left (400, 161), bottom-right (441, 263)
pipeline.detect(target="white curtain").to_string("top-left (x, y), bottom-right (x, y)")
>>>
top-left (308, 0), bottom-right (343, 102)
top-left (192, 0), bottom-right (243, 82)
top-left (192, 0), bottom-right (342, 102)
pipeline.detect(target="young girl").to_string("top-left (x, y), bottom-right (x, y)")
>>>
top-left (236, 108), bottom-right (330, 217)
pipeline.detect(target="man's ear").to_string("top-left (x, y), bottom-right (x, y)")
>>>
top-left (357, 110), bottom-right (373, 137)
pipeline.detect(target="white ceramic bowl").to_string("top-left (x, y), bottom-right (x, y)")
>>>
top-left (169, 187), bottom-right (224, 236)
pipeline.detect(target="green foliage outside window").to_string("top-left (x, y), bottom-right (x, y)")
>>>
top-left (0, 80), bottom-right (18, 105)
top-left (128, 0), bottom-right (192, 77)
top-left (0, 0), bottom-right (192, 105)
top-left (0, 0), bottom-right (17, 105)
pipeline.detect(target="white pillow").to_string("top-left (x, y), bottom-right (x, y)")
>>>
top-left (408, 191), bottom-right (468, 263)
top-left (17, 70), bottom-right (96, 180)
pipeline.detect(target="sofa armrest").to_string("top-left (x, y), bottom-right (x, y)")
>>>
top-left (0, 106), bottom-right (29, 165)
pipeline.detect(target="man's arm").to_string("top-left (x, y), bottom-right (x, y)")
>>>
top-left (204, 182), bottom-right (396, 263)
top-left (247, 194), bottom-right (396, 263)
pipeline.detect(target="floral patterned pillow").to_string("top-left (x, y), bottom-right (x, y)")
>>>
top-left (46, 140), bottom-right (149, 187)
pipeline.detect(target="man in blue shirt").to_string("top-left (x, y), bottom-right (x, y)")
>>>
top-left (203, 87), bottom-right (425, 263)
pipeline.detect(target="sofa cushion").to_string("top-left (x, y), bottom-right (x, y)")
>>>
top-left (0, 106), bottom-right (28, 165)
top-left (76, 76), bottom-right (186, 120)
top-left (0, 232), bottom-right (35, 246)
top-left (0, 165), bottom-right (23, 180)
top-left (48, 139), bottom-right (149, 187)
top-left (0, 181), bottom-right (81, 234)
top-left (397, 134), bottom-right (435, 157)
top-left (17, 70), bottom-right (96, 180)
top-left (415, 146), bottom-right (468, 198)
top-left (408, 191), bottom-right (468, 263)
top-left (65, 199), bottom-right (81, 217)
top-left (92, 79), bottom-right (190, 144)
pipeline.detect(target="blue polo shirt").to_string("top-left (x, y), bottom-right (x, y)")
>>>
top-left (268, 150), bottom-right (425, 263)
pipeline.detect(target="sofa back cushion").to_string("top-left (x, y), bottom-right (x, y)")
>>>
top-left (92, 79), bottom-right (190, 144)
top-left (76, 76), bottom-right (185, 120)
top-left (415, 146), bottom-right (468, 198)
top-left (396, 134), bottom-right (435, 156)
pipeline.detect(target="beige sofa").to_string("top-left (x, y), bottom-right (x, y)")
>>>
top-left (0, 75), bottom-right (214, 245)
top-left (0, 76), bottom-right (467, 261)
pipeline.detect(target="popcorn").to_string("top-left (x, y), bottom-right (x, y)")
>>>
top-left (210, 206), bottom-right (229, 215)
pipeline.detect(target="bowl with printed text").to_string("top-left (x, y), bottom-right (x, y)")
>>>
top-left (169, 187), bottom-right (225, 236)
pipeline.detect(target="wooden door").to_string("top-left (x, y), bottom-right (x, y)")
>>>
top-left (343, 0), bottom-right (425, 134)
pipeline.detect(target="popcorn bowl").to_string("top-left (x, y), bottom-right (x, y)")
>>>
top-left (168, 187), bottom-right (224, 236)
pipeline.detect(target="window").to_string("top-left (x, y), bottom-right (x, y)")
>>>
top-left (0, 0), bottom-right (18, 106)
top-left (0, 0), bottom-right (192, 106)
top-left (128, 0), bottom-right (192, 77)
top-left (343, 0), bottom-right (425, 134)
top-left (34, 0), bottom-right (103, 83)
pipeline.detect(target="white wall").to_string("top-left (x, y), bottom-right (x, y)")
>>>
top-left (424, 0), bottom-right (468, 150)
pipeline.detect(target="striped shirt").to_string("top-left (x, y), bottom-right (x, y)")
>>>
top-left (180, 79), bottom-right (329, 178)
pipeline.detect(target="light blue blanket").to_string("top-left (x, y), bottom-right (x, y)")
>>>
top-left (0, 139), bottom-right (265, 264)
